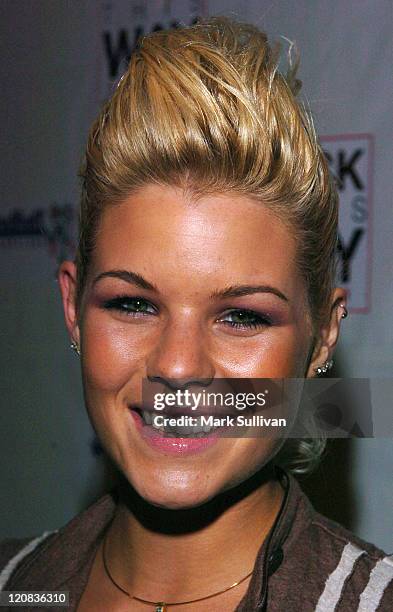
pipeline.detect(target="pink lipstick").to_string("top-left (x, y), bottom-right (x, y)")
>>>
top-left (129, 408), bottom-right (220, 456)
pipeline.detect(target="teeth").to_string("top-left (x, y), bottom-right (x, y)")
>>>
top-left (142, 410), bottom-right (153, 425)
top-left (140, 412), bottom-right (218, 436)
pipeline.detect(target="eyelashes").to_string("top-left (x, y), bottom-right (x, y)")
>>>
top-left (218, 310), bottom-right (272, 329)
top-left (101, 295), bottom-right (273, 330)
top-left (102, 296), bottom-right (157, 316)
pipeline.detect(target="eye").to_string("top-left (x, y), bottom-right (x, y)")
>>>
top-left (102, 296), bottom-right (157, 317)
top-left (218, 309), bottom-right (272, 330)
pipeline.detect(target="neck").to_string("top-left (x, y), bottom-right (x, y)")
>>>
top-left (104, 464), bottom-right (285, 603)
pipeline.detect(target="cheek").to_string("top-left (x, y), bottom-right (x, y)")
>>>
top-left (216, 327), bottom-right (310, 378)
top-left (80, 310), bottom-right (149, 392)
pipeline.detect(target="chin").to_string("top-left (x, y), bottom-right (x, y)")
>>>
top-left (130, 468), bottom-right (220, 510)
top-left (144, 493), bottom-right (210, 511)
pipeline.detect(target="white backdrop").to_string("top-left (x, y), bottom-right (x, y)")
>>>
top-left (0, 0), bottom-right (392, 549)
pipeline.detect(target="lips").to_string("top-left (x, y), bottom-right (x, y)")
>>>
top-left (129, 407), bottom-right (222, 456)
top-left (131, 406), bottom-right (222, 437)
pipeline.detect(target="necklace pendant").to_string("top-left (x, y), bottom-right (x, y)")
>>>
top-left (155, 604), bottom-right (167, 612)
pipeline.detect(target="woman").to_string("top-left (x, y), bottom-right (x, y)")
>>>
top-left (1, 16), bottom-right (392, 612)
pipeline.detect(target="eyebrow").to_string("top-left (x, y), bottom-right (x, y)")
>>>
top-left (92, 270), bottom-right (158, 292)
top-left (212, 285), bottom-right (289, 303)
top-left (93, 270), bottom-right (289, 303)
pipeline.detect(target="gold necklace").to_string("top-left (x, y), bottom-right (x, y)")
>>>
top-left (102, 531), bottom-right (253, 611)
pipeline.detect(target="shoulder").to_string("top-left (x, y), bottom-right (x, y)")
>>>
top-left (0, 491), bottom-right (116, 593)
top-left (307, 508), bottom-right (390, 558)
top-left (269, 471), bottom-right (393, 612)
top-left (295, 502), bottom-right (393, 611)
top-left (0, 537), bottom-right (35, 569)
top-left (0, 531), bottom-right (56, 590)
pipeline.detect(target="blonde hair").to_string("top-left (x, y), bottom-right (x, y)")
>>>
top-left (77, 16), bottom-right (339, 474)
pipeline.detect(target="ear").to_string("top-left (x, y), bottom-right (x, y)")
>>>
top-left (57, 260), bottom-right (80, 347)
top-left (306, 288), bottom-right (348, 378)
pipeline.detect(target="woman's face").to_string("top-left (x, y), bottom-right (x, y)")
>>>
top-left (59, 184), bottom-right (336, 509)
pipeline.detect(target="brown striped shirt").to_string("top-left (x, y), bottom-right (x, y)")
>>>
top-left (1, 469), bottom-right (392, 611)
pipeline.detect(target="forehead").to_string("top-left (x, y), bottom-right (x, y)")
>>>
top-left (93, 184), bottom-right (302, 297)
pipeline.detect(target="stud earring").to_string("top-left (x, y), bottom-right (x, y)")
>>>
top-left (70, 340), bottom-right (81, 356)
top-left (340, 304), bottom-right (348, 319)
top-left (314, 359), bottom-right (334, 376)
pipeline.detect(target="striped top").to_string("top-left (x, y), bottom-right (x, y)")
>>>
top-left (1, 469), bottom-right (392, 611)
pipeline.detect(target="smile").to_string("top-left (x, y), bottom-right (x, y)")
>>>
top-left (128, 406), bottom-right (235, 456)
top-left (132, 407), bottom-right (223, 437)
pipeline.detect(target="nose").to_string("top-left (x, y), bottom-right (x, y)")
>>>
top-left (146, 317), bottom-right (215, 388)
